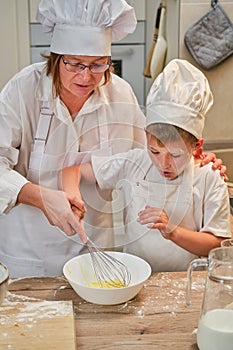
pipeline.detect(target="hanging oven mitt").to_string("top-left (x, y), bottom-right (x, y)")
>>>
top-left (184, 0), bottom-right (233, 70)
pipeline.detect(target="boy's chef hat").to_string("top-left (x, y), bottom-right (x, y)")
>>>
top-left (36, 0), bottom-right (136, 56)
top-left (146, 59), bottom-right (213, 139)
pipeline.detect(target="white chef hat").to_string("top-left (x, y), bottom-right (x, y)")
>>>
top-left (146, 59), bottom-right (213, 139)
top-left (36, 0), bottom-right (136, 56)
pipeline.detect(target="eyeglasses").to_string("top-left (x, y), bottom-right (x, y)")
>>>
top-left (61, 56), bottom-right (112, 73)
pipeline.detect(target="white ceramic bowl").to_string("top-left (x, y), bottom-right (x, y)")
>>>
top-left (0, 262), bottom-right (9, 305)
top-left (63, 251), bottom-right (151, 305)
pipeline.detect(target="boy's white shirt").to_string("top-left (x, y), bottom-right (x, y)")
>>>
top-left (92, 148), bottom-right (231, 271)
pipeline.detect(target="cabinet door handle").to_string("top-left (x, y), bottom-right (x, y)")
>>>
top-left (111, 48), bottom-right (134, 57)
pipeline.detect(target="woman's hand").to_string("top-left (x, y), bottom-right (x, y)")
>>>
top-left (40, 187), bottom-right (87, 242)
top-left (17, 183), bottom-right (88, 243)
top-left (200, 152), bottom-right (228, 182)
top-left (137, 205), bottom-right (175, 239)
top-left (192, 139), bottom-right (228, 182)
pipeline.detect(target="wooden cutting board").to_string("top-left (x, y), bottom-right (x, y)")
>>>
top-left (0, 300), bottom-right (76, 349)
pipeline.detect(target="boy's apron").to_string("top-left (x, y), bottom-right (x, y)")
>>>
top-left (120, 158), bottom-right (197, 271)
top-left (0, 101), bottom-right (113, 277)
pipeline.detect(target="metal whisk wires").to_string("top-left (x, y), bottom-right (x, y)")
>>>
top-left (86, 239), bottom-right (131, 288)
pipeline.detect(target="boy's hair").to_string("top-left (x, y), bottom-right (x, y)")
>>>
top-left (146, 123), bottom-right (197, 148)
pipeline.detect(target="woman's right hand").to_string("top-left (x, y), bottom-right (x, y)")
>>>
top-left (40, 187), bottom-right (87, 243)
top-left (17, 183), bottom-right (88, 243)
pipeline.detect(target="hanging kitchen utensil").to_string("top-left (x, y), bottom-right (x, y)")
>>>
top-left (150, 3), bottom-right (167, 81)
top-left (184, 0), bottom-right (233, 70)
top-left (143, 3), bottom-right (162, 78)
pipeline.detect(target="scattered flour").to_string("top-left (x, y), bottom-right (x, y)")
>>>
top-left (0, 300), bottom-right (73, 326)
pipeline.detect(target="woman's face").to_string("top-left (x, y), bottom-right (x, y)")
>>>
top-left (59, 55), bottom-right (109, 99)
top-left (146, 133), bottom-right (194, 180)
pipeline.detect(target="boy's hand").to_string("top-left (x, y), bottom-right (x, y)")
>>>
top-left (137, 205), bottom-right (175, 239)
top-left (71, 204), bottom-right (85, 220)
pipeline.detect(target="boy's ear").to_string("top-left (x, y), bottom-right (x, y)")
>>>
top-left (196, 138), bottom-right (204, 149)
top-left (193, 139), bottom-right (204, 159)
top-left (193, 138), bottom-right (204, 158)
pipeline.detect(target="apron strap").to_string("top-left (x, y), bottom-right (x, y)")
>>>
top-left (97, 108), bottom-right (109, 149)
top-left (27, 101), bottom-right (54, 182)
top-left (34, 101), bottom-right (53, 154)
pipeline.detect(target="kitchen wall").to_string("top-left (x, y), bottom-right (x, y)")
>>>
top-left (0, 0), bottom-right (30, 89)
top-left (179, 0), bottom-right (233, 143)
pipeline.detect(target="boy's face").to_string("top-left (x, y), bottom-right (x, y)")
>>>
top-left (146, 132), bottom-right (194, 180)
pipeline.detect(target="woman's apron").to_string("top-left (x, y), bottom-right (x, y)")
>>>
top-left (0, 101), bottom-right (113, 277)
top-left (121, 159), bottom-right (197, 272)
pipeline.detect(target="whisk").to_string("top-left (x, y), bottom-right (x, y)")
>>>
top-left (86, 238), bottom-right (131, 288)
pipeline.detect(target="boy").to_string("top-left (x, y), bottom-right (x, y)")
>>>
top-left (61, 59), bottom-right (231, 271)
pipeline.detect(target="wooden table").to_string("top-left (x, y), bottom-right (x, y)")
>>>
top-left (7, 271), bottom-right (206, 350)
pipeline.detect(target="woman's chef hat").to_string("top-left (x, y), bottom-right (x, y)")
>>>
top-left (36, 0), bottom-right (136, 56)
top-left (146, 59), bottom-right (213, 139)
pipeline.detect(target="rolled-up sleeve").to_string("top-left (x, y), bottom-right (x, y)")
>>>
top-left (0, 170), bottom-right (29, 213)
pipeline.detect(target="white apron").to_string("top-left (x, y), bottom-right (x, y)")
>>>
top-left (0, 101), bottom-right (113, 277)
top-left (121, 159), bottom-right (197, 272)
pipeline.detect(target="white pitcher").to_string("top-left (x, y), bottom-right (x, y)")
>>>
top-left (187, 247), bottom-right (233, 350)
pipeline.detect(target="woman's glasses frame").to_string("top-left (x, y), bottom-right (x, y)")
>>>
top-left (61, 55), bottom-right (112, 74)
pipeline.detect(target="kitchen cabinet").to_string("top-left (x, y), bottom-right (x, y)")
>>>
top-left (0, 0), bottom-right (30, 90)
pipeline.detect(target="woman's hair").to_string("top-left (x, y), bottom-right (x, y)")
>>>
top-left (146, 123), bottom-right (197, 148)
top-left (43, 52), bottom-right (114, 97)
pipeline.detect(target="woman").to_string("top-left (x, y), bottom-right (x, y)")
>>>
top-left (0, 0), bottom-right (146, 277)
top-left (0, 0), bottom-right (225, 278)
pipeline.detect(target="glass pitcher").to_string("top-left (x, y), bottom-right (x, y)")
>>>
top-left (187, 246), bottom-right (233, 350)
